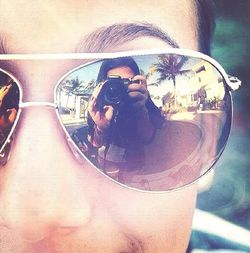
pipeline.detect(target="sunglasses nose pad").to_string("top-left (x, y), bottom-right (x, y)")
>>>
top-left (0, 138), bottom-right (12, 166)
top-left (66, 137), bottom-right (86, 164)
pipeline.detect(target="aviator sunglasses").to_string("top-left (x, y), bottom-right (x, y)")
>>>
top-left (0, 48), bottom-right (241, 192)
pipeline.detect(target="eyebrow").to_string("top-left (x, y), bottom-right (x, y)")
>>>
top-left (76, 22), bottom-right (179, 53)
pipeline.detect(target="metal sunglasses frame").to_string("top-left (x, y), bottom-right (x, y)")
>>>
top-left (0, 48), bottom-right (241, 192)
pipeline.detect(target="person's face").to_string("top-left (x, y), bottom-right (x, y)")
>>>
top-left (0, 1), bottom-right (199, 252)
top-left (107, 66), bottom-right (135, 80)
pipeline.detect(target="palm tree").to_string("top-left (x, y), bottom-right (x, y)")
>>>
top-left (64, 77), bottom-right (83, 111)
top-left (140, 66), bottom-right (158, 87)
top-left (153, 54), bottom-right (190, 108)
top-left (72, 78), bottom-right (97, 119)
top-left (84, 78), bottom-right (97, 96)
top-left (57, 81), bottom-right (67, 108)
top-left (139, 68), bottom-right (152, 80)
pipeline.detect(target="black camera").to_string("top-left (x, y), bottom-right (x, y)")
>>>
top-left (96, 76), bottom-right (139, 110)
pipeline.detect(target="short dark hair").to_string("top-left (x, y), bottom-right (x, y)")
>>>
top-left (196, 0), bottom-right (216, 55)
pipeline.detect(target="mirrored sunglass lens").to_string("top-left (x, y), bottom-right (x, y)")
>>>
top-left (56, 53), bottom-right (232, 191)
top-left (0, 69), bottom-right (20, 158)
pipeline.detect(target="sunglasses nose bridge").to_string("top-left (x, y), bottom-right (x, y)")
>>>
top-left (19, 101), bottom-right (57, 109)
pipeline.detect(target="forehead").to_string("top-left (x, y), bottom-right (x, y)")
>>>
top-left (107, 66), bottom-right (135, 76)
top-left (0, 0), bottom-right (198, 53)
top-left (0, 1), bottom-right (198, 101)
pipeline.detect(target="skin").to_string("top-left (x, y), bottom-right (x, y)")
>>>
top-left (0, 0), bottom-right (199, 252)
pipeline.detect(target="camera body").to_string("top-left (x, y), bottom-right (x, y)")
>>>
top-left (96, 76), bottom-right (139, 110)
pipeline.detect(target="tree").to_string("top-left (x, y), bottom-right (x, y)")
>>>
top-left (63, 76), bottom-right (83, 110)
top-left (153, 54), bottom-right (190, 108)
top-left (71, 78), bottom-right (97, 119)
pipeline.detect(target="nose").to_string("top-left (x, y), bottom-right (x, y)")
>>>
top-left (0, 107), bottom-right (92, 241)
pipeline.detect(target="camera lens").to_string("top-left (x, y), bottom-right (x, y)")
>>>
top-left (105, 79), bottom-right (127, 106)
top-left (95, 77), bottom-right (130, 110)
top-left (106, 82), bottom-right (120, 100)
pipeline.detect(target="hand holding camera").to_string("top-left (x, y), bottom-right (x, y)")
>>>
top-left (87, 83), bottom-right (115, 133)
top-left (127, 75), bottom-right (149, 112)
top-left (88, 75), bottom-right (149, 132)
top-left (95, 75), bottom-right (148, 110)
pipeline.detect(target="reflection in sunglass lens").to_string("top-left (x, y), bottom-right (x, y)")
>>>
top-left (0, 69), bottom-right (20, 162)
top-left (56, 53), bottom-right (232, 191)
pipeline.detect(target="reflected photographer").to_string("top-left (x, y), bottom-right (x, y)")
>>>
top-left (87, 57), bottom-right (164, 174)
